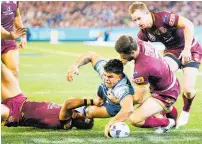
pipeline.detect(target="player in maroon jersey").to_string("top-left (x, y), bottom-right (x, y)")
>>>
top-left (1, 64), bottom-right (94, 129)
top-left (1, 1), bottom-right (27, 78)
top-left (114, 35), bottom-right (180, 134)
top-left (128, 2), bottom-right (202, 128)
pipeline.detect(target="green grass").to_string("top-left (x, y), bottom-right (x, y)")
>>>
top-left (2, 42), bottom-right (202, 144)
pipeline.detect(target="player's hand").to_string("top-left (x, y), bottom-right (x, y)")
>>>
top-left (104, 124), bottom-right (111, 138)
top-left (94, 98), bottom-right (104, 106)
top-left (178, 49), bottom-right (192, 65)
top-left (67, 65), bottom-right (79, 82)
top-left (107, 89), bottom-right (119, 104)
top-left (18, 35), bottom-right (27, 49)
top-left (10, 27), bottom-right (26, 40)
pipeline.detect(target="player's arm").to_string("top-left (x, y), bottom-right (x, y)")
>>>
top-left (104, 95), bottom-right (134, 137)
top-left (59, 98), bottom-right (93, 120)
top-left (133, 83), bottom-right (148, 104)
top-left (1, 26), bottom-right (26, 40)
top-left (67, 51), bottom-right (102, 82)
top-left (13, 5), bottom-right (27, 48)
top-left (177, 16), bottom-right (194, 52)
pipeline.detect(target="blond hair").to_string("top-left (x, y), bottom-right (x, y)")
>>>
top-left (128, 2), bottom-right (149, 15)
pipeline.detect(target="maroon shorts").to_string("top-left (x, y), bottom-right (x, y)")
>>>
top-left (151, 79), bottom-right (181, 108)
top-left (1, 93), bottom-right (27, 126)
top-left (164, 42), bottom-right (202, 64)
top-left (1, 40), bottom-right (17, 54)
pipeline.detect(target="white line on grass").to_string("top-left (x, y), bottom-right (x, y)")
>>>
top-left (29, 48), bottom-right (81, 57)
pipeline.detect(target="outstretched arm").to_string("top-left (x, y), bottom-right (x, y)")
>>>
top-left (67, 51), bottom-right (102, 82)
top-left (104, 95), bottom-right (134, 137)
top-left (59, 98), bottom-right (93, 120)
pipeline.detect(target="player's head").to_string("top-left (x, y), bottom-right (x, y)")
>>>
top-left (72, 110), bottom-right (94, 129)
top-left (103, 59), bottom-right (124, 88)
top-left (115, 35), bottom-right (139, 62)
top-left (129, 2), bottom-right (152, 29)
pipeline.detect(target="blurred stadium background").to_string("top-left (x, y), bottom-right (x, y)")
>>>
top-left (2, 1), bottom-right (202, 144)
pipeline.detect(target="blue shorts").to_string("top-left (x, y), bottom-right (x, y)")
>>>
top-left (104, 102), bottom-right (121, 117)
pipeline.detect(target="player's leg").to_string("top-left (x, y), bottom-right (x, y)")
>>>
top-left (177, 63), bottom-right (199, 128)
top-left (1, 63), bottom-right (22, 101)
top-left (164, 53), bottom-right (180, 73)
top-left (129, 97), bottom-right (175, 133)
top-left (1, 104), bottom-right (9, 125)
top-left (1, 49), bottom-right (19, 78)
top-left (85, 106), bottom-right (111, 118)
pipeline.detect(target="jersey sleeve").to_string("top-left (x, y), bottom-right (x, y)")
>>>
top-left (112, 85), bottom-right (134, 102)
top-left (162, 11), bottom-right (179, 27)
top-left (93, 60), bottom-right (106, 80)
top-left (137, 30), bottom-right (148, 41)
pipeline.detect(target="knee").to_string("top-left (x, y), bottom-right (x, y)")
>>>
top-left (1, 105), bottom-right (9, 123)
top-left (129, 114), bottom-right (144, 127)
top-left (85, 106), bottom-right (96, 119)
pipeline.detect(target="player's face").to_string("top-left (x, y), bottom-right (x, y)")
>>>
top-left (103, 72), bottom-right (121, 88)
top-left (131, 9), bottom-right (150, 29)
top-left (119, 53), bottom-right (134, 62)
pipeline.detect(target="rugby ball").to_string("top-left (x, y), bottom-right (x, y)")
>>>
top-left (109, 122), bottom-right (130, 138)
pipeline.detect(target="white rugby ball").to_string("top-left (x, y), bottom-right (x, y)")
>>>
top-left (109, 122), bottom-right (130, 138)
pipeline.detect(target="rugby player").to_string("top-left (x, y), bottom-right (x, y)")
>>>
top-left (114, 35), bottom-right (180, 135)
top-left (67, 52), bottom-right (135, 137)
top-left (128, 2), bottom-right (202, 128)
top-left (1, 64), bottom-right (94, 130)
top-left (1, 1), bottom-right (27, 78)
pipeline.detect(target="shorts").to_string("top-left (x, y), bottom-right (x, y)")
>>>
top-left (1, 40), bottom-right (17, 54)
top-left (164, 42), bottom-right (202, 68)
top-left (1, 93), bottom-right (27, 126)
top-left (151, 79), bottom-right (180, 108)
top-left (103, 102), bottom-right (121, 117)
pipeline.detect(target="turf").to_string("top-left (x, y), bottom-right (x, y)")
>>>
top-left (2, 42), bottom-right (202, 144)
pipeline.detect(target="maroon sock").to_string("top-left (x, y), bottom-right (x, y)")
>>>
top-left (183, 94), bottom-right (195, 112)
top-left (166, 106), bottom-right (178, 122)
top-left (142, 116), bottom-right (169, 128)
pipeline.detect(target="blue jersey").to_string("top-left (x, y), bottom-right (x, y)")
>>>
top-left (94, 60), bottom-right (134, 116)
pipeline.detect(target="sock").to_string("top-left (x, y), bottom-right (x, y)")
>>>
top-left (166, 106), bottom-right (178, 122)
top-left (183, 94), bottom-right (195, 112)
top-left (142, 116), bottom-right (169, 128)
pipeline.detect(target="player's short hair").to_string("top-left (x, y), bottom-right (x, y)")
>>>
top-left (128, 2), bottom-right (149, 15)
top-left (115, 35), bottom-right (138, 54)
top-left (104, 59), bottom-right (123, 75)
top-left (72, 114), bottom-right (94, 129)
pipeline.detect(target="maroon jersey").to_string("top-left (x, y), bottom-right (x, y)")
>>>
top-left (1, 1), bottom-right (18, 51)
top-left (20, 101), bottom-right (69, 129)
top-left (132, 40), bottom-right (180, 99)
top-left (1, 93), bottom-right (27, 127)
top-left (138, 11), bottom-right (194, 50)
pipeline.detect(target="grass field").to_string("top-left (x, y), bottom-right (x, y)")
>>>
top-left (2, 42), bottom-right (202, 144)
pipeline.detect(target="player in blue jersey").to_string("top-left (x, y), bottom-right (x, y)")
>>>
top-left (67, 52), bottom-right (136, 137)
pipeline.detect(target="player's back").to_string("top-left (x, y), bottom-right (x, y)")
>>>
top-left (20, 101), bottom-right (66, 129)
top-left (133, 40), bottom-right (175, 92)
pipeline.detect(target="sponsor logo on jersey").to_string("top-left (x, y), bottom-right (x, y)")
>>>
top-left (133, 71), bottom-right (139, 76)
top-left (169, 14), bottom-right (175, 26)
top-left (163, 15), bottom-right (168, 23)
top-left (133, 77), bottom-right (144, 84)
top-left (148, 33), bottom-right (156, 41)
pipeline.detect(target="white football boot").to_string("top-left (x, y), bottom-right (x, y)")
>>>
top-left (155, 118), bottom-right (175, 134)
top-left (176, 111), bottom-right (190, 129)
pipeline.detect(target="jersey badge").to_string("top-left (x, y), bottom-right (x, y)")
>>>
top-left (133, 77), bottom-right (144, 84)
top-left (169, 14), bottom-right (175, 26)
